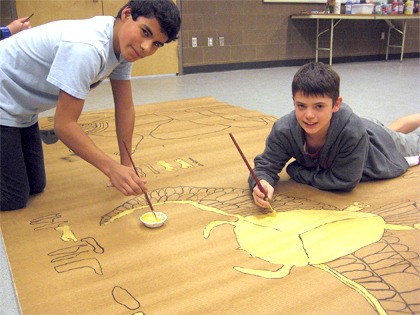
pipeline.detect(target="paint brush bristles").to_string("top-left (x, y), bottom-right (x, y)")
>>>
top-left (122, 141), bottom-right (158, 220)
top-left (229, 133), bottom-right (276, 216)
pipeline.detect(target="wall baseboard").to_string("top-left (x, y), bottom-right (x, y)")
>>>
top-left (182, 53), bottom-right (420, 75)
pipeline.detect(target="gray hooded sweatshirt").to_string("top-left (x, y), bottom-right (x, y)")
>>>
top-left (250, 103), bottom-right (409, 192)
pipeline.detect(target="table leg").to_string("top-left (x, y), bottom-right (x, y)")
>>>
top-left (400, 20), bottom-right (407, 62)
top-left (316, 19), bottom-right (320, 62)
top-left (329, 19), bottom-right (334, 65)
top-left (384, 19), bottom-right (407, 62)
top-left (386, 24), bottom-right (391, 61)
top-left (315, 18), bottom-right (340, 65)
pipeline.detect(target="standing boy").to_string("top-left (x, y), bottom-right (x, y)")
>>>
top-left (250, 62), bottom-right (420, 209)
top-left (0, 0), bottom-right (181, 210)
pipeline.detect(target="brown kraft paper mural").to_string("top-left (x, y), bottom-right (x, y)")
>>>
top-left (1, 97), bottom-right (419, 314)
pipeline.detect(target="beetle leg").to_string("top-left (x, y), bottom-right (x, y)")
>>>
top-left (234, 265), bottom-right (292, 279)
top-left (384, 223), bottom-right (416, 230)
top-left (343, 202), bottom-right (370, 212)
top-left (203, 220), bottom-right (234, 238)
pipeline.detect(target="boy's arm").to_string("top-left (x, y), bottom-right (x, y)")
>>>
top-left (54, 90), bottom-right (145, 196)
top-left (110, 79), bottom-right (135, 167)
top-left (286, 134), bottom-right (368, 191)
top-left (249, 125), bottom-right (291, 190)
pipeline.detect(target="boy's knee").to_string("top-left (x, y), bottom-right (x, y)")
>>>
top-left (1, 183), bottom-right (30, 210)
top-left (30, 181), bottom-right (46, 195)
top-left (0, 193), bottom-right (29, 211)
top-left (1, 178), bottom-right (45, 211)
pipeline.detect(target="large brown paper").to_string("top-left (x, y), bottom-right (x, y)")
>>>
top-left (1, 97), bottom-right (419, 314)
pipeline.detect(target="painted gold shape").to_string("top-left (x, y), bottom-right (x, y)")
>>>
top-left (100, 186), bottom-right (419, 314)
top-left (55, 225), bottom-right (77, 242)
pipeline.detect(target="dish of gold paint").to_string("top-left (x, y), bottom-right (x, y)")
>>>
top-left (140, 212), bottom-right (167, 228)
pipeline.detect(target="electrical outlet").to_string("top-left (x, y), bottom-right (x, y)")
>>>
top-left (380, 32), bottom-right (385, 40)
top-left (208, 37), bottom-right (213, 47)
top-left (192, 37), bottom-right (197, 47)
top-left (219, 37), bottom-right (224, 46)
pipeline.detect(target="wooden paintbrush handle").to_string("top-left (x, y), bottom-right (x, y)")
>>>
top-left (122, 141), bottom-right (155, 212)
top-left (229, 133), bottom-right (268, 197)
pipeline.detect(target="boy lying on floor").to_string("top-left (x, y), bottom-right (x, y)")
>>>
top-left (250, 62), bottom-right (420, 209)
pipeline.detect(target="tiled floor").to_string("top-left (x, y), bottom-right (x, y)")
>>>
top-left (1, 59), bottom-right (419, 314)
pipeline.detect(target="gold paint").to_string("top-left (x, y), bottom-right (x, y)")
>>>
top-left (343, 202), bottom-right (370, 212)
top-left (384, 223), bottom-right (414, 231)
top-left (206, 210), bottom-right (386, 267)
top-left (106, 208), bottom-right (138, 224)
top-left (142, 213), bottom-right (163, 223)
top-left (201, 207), bottom-right (393, 314)
top-left (103, 200), bottom-right (225, 225)
top-left (103, 196), bottom-right (419, 315)
top-left (157, 160), bottom-right (175, 171)
top-left (104, 203), bottom-right (166, 224)
top-left (316, 264), bottom-right (387, 315)
top-left (55, 225), bottom-right (77, 242)
top-left (266, 201), bottom-right (276, 216)
top-left (175, 158), bottom-right (193, 169)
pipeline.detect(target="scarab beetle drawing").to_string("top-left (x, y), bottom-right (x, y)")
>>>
top-left (100, 186), bottom-right (419, 314)
top-left (200, 199), bottom-right (419, 315)
top-left (203, 203), bottom-right (415, 279)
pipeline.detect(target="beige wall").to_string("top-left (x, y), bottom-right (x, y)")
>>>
top-left (180, 0), bottom-right (420, 72)
top-left (2, 0), bottom-right (419, 75)
top-left (2, 0), bottom-right (179, 77)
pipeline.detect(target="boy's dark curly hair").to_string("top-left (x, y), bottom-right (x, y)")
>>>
top-left (116, 0), bottom-right (181, 43)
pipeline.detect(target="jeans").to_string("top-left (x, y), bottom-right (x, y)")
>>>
top-left (0, 122), bottom-right (46, 210)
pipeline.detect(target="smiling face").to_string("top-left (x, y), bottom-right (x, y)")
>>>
top-left (114, 7), bottom-right (169, 62)
top-left (293, 91), bottom-right (342, 140)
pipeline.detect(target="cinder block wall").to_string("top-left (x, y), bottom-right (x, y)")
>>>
top-left (181, 0), bottom-right (419, 73)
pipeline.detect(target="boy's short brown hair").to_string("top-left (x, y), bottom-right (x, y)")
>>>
top-left (292, 62), bottom-right (340, 105)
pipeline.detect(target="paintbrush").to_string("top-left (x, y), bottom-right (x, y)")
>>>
top-left (23, 13), bottom-right (34, 23)
top-left (20, 13), bottom-right (34, 31)
top-left (122, 141), bottom-right (158, 221)
top-left (229, 133), bottom-right (276, 216)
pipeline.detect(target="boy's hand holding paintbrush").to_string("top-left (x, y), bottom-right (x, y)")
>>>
top-left (229, 133), bottom-right (276, 215)
top-left (5, 14), bottom-right (33, 36)
top-left (251, 179), bottom-right (274, 210)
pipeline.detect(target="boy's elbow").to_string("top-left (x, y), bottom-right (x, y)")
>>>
top-left (339, 185), bottom-right (356, 192)
top-left (53, 123), bottom-right (64, 139)
top-left (315, 178), bottom-right (359, 192)
top-left (334, 179), bottom-right (359, 192)
top-left (53, 117), bottom-right (74, 140)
